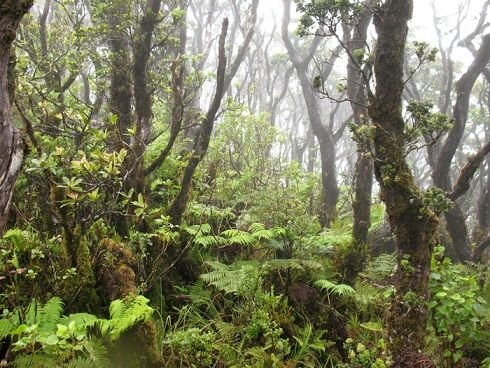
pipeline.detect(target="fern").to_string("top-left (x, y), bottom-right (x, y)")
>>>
top-left (98, 295), bottom-right (154, 340)
top-left (201, 261), bottom-right (258, 294)
top-left (60, 313), bottom-right (98, 329)
top-left (314, 279), bottom-right (355, 297)
top-left (13, 353), bottom-right (57, 368)
top-left (193, 235), bottom-right (224, 248)
top-left (363, 253), bottom-right (396, 281)
top-left (184, 223), bottom-right (212, 237)
top-left (221, 229), bottom-right (256, 246)
top-left (38, 297), bottom-right (64, 335)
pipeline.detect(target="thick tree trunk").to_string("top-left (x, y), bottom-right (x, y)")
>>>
top-left (0, 0), bottom-right (34, 234)
top-left (475, 159), bottom-right (490, 243)
top-left (368, 0), bottom-right (439, 359)
top-left (108, 16), bottom-right (132, 152)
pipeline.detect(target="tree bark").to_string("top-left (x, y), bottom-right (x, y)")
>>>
top-left (129, 0), bottom-right (162, 194)
top-left (107, 1), bottom-right (133, 153)
top-left (368, 0), bottom-right (439, 359)
top-left (0, 0), bottom-right (34, 234)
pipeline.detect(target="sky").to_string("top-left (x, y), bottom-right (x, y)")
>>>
top-left (257, 0), bottom-right (487, 66)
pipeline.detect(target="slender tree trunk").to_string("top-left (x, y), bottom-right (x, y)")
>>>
top-left (368, 0), bottom-right (439, 359)
top-left (168, 0), bottom-right (259, 225)
top-left (432, 34), bottom-right (490, 262)
top-left (168, 18), bottom-right (230, 225)
top-left (344, 1), bottom-right (374, 283)
top-left (0, 0), bottom-right (34, 234)
top-left (282, 0), bottom-right (339, 228)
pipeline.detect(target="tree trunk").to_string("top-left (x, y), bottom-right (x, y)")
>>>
top-left (168, 18), bottom-right (230, 225)
top-left (368, 0), bottom-right (439, 359)
top-left (0, 0), bottom-right (34, 234)
top-left (129, 0), bottom-right (162, 195)
top-left (344, 0), bottom-right (374, 283)
top-left (168, 0), bottom-right (259, 225)
top-left (433, 34), bottom-right (490, 262)
top-left (282, 0), bottom-right (339, 228)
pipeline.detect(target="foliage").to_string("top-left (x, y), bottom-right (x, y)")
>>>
top-left (338, 338), bottom-right (392, 368)
top-left (0, 296), bottom-right (153, 367)
top-left (427, 247), bottom-right (490, 366)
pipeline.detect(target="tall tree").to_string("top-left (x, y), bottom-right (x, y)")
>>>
top-left (367, 0), bottom-right (439, 361)
top-left (0, 0), bottom-right (34, 234)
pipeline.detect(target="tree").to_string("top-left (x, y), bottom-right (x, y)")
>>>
top-left (168, 0), bottom-right (260, 225)
top-left (344, 0), bottom-right (374, 282)
top-left (367, 0), bottom-right (439, 360)
top-left (0, 0), bottom-right (34, 234)
top-left (282, 0), bottom-right (339, 228)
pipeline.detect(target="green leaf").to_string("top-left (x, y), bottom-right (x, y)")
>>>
top-left (44, 334), bottom-right (59, 345)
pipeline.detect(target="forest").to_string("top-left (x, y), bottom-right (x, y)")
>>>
top-left (0, 0), bottom-right (489, 367)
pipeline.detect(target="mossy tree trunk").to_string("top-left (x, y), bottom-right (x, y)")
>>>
top-left (367, 0), bottom-right (439, 359)
top-left (0, 0), bottom-right (34, 234)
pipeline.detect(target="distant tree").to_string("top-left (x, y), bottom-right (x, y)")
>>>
top-left (282, 0), bottom-right (340, 228)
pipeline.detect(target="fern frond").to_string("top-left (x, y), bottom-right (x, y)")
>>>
top-left (193, 235), bottom-right (224, 248)
top-left (0, 318), bottom-right (16, 339)
top-left (25, 300), bottom-right (39, 325)
top-left (108, 299), bottom-right (124, 320)
top-left (363, 253), bottom-right (396, 281)
top-left (314, 279), bottom-right (355, 297)
top-left (80, 339), bottom-right (110, 367)
top-left (251, 229), bottom-right (276, 241)
top-left (39, 297), bottom-right (64, 334)
top-left (13, 353), bottom-right (57, 368)
top-left (248, 222), bottom-right (266, 232)
top-left (101, 295), bottom-right (154, 340)
top-left (60, 313), bottom-right (98, 329)
top-left (184, 223), bottom-right (212, 236)
top-left (203, 260), bottom-right (231, 272)
top-left (263, 259), bottom-right (305, 272)
top-left (221, 229), bottom-right (255, 246)
top-left (201, 263), bottom-right (257, 294)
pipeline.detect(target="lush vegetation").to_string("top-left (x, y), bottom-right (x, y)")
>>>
top-left (0, 0), bottom-right (489, 367)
